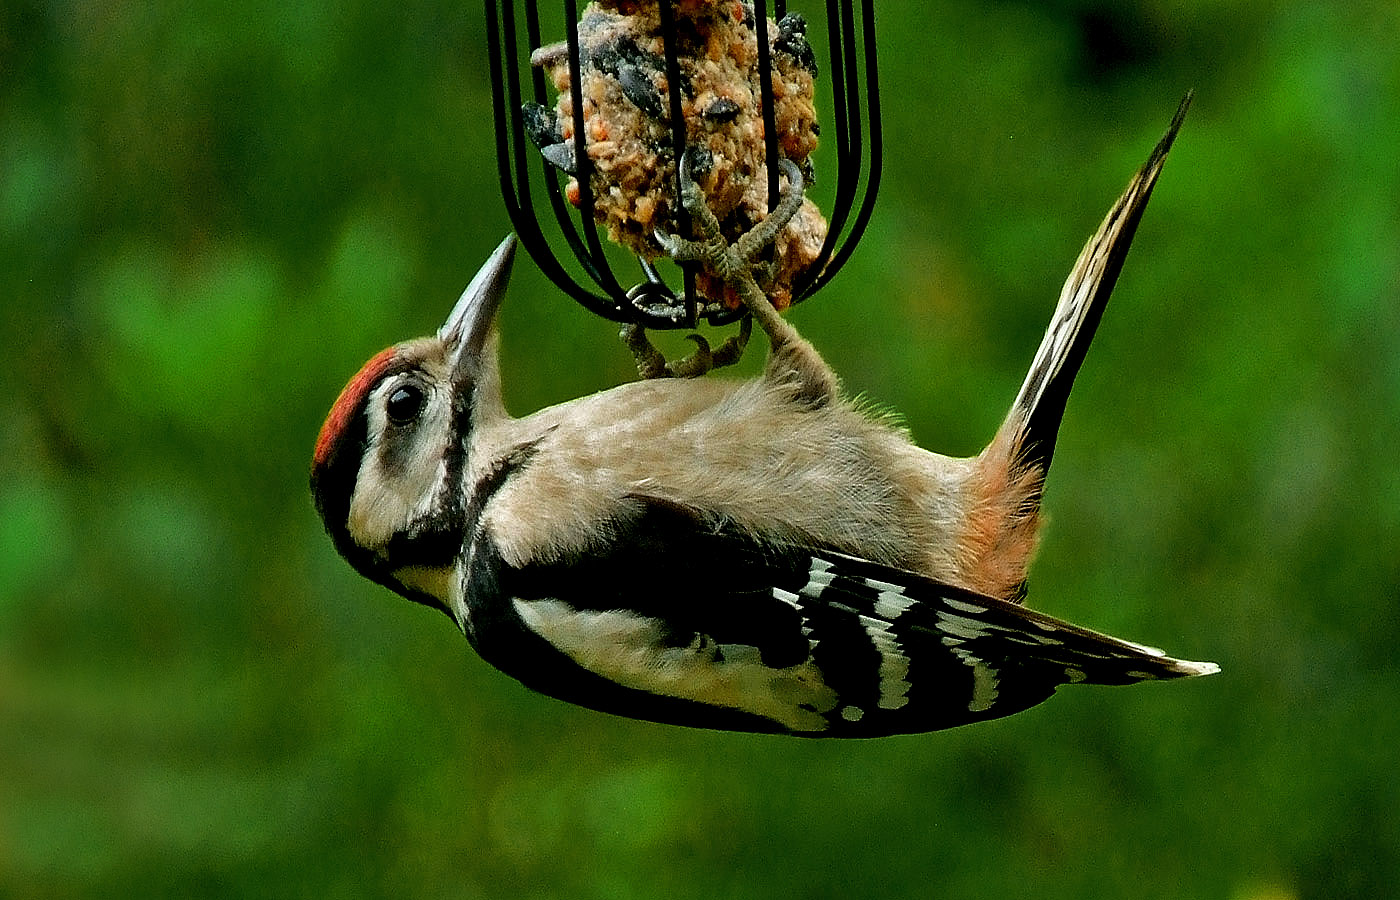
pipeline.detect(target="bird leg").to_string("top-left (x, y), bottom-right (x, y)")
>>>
top-left (654, 149), bottom-right (838, 404)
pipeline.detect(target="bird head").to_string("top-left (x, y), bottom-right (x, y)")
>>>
top-left (310, 235), bottom-right (516, 613)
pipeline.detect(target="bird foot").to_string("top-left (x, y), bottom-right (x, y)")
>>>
top-left (622, 317), bottom-right (752, 379)
top-left (654, 147), bottom-right (838, 405)
top-left (649, 148), bottom-right (808, 362)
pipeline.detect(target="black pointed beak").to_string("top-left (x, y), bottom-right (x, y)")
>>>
top-left (439, 234), bottom-right (517, 380)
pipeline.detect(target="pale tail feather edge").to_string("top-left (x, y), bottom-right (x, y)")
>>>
top-left (999, 92), bottom-right (1193, 480)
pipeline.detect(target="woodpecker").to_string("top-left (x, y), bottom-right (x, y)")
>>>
top-left (311, 98), bottom-right (1215, 737)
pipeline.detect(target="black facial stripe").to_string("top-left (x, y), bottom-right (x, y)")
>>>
top-left (376, 385), bottom-right (478, 571)
top-left (377, 434), bottom-right (541, 586)
top-left (380, 523), bottom-right (464, 570)
top-left (310, 357), bottom-right (419, 563)
top-left (462, 439), bottom-right (542, 540)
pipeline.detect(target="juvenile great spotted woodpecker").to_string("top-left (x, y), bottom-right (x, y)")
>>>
top-left (310, 98), bottom-right (1215, 737)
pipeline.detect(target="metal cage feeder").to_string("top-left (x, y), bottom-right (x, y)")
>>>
top-left (483, 0), bottom-right (882, 330)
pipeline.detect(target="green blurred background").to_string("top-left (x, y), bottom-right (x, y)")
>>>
top-left (4, 0), bottom-right (1398, 897)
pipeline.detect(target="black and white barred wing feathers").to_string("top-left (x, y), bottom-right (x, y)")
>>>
top-left (465, 501), bottom-right (1218, 737)
top-left (770, 550), bottom-right (1219, 735)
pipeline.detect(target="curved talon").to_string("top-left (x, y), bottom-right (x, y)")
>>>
top-left (709, 315), bottom-right (753, 369)
top-left (619, 318), bottom-right (753, 379)
top-left (653, 228), bottom-right (700, 262)
top-left (621, 323), bottom-right (669, 380)
top-left (677, 147), bottom-right (710, 211)
top-left (668, 334), bottom-right (713, 378)
top-left (675, 147), bottom-right (727, 245)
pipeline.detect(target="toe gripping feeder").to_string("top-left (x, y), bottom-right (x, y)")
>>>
top-left (483, 0), bottom-right (883, 331)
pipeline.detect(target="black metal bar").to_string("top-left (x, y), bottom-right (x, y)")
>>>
top-left (791, 0), bottom-right (853, 295)
top-left (754, 0), bottom-right (781, 214)
top-left (503, 1), bottom-right (543, 245)
top-left (562, 0), bottom-right (626, 301)
top-left (657, 0), bottom-right (698, 326)
top-left (484, 0), bottom-right (883, 328)
top-left (488, 0), bottom-right (630, 321)
top-left (526, 0), bottom-right (599, 292)
top-left (802, 0), bottom-right (881, 296)
top-left (485, 0), bottom-right (518, 224)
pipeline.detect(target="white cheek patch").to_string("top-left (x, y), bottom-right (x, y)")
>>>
top-left (346, 380), bottom-right (455, 551)
top-left (348, 454), bottom-right (448, 550)
top-left (513, 598), bottom-right (838, 733)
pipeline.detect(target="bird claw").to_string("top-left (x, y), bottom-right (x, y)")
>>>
top-left (654, 149), bottom-right (806, 282)
top-left (635, 147), bottom-right (807, 371)
top-left (667, 334), bottom-right (714, 379)
top-left (621, 322), bottom-right (751, 379)
top-left (709, 315), bottom-right (752, 369)
top-left (621, 323), bottom-right (669, 379)
top-left (652, 228), bottom-right (700, 263)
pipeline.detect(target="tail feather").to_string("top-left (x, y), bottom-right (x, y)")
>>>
top-left (961, 95), bottom-right (1192, 603)
top-left (1000, 93), bottom-right (1192, 479)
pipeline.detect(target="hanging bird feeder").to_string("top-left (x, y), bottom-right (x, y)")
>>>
top-left (484, 0), bottom-right (881, 330)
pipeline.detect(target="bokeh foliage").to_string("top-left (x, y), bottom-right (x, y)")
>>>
top-left (3, 0), bottom-right (1399, 897)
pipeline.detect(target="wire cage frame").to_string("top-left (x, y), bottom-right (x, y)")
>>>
top-left (484, 0), bottom-right (882, 330)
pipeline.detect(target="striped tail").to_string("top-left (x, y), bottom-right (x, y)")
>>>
top-left (997, 93), bottom-right (1191, 480)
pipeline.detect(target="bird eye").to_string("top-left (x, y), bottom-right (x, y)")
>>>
top-left (386, 384), bottom-right (425, 425)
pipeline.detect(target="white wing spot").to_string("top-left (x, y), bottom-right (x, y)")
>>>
top-left (841, 705), bottom-right (864, 722)
top-left (969, 663), bottom-right (999, 713)
top-left (859, 614), bottom-right (911, 709)
top-left (941, 636), bottom-right (1000, 712)
top-left (862, 577), bottom-right (904, 594)
top-left (1064, 666), bottom-right (1087, 683)
top-left (944, 597), bottom-right (986, 615)
top-left (777, 587), bottom-right (822, 654)
top-left (874, 591), bottom-right (914, 621)
top-left (936, 611), bottom-right (987, 641)
top-left (801, 557), bottom-right (835, 598)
